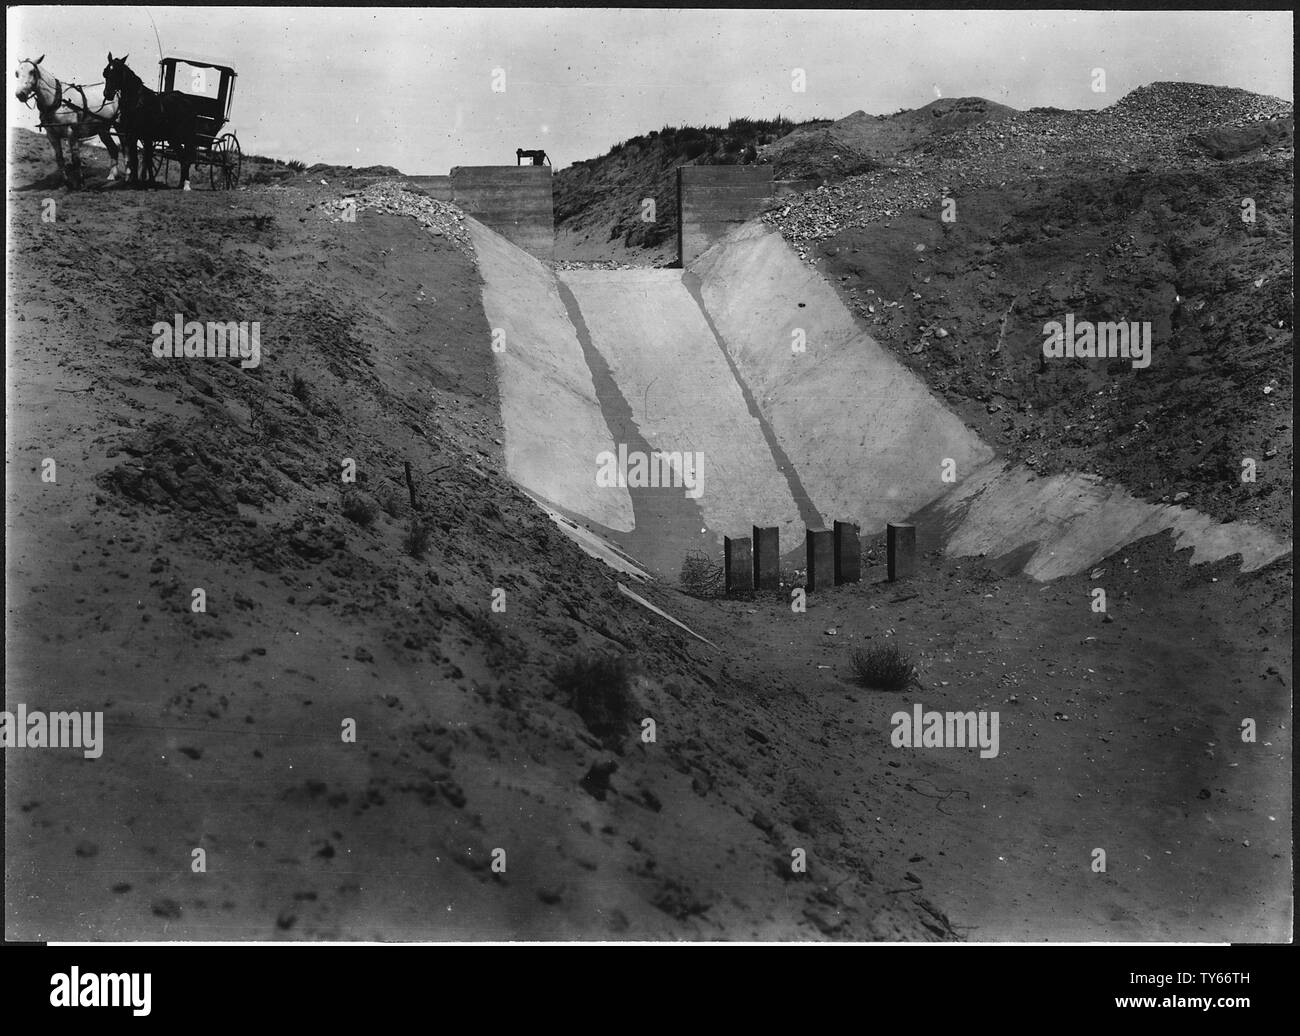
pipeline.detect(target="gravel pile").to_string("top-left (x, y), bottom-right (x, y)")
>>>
top-left (552, 258), bottom-right (664, 271)
top-left (354, 180), bottom-right (476, 260)
top-left (763, 82), bottom-right (1293, 256)
top-left (1108, 81), bottom-right (1292, 129)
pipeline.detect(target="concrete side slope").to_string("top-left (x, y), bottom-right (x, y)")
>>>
top-left (923, 461), bottom-right (1293, 580)
top-left (557, 268), bottom-right (805, 548)
top-left (467, 218), bottom-right (633, 532)
top-left (691, 221), bottom-right (995, 533)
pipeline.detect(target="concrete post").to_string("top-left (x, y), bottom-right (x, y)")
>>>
top-left (752, 526), bottom-right (780, 590)
top-left (724, 536), bottom-right (753, 593)
top-left (833, 520), bottom-right (860, 584)
top-left (887, 523), bottom-right (916, 582)
top-left (806, 527), bottom-right (835, 592)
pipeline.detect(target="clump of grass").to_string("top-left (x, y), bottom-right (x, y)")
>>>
top-left (340, 490), bottom-right (377, 528)
top-left (679, 549), bottom-right (724, 596)
top-left (552, 654), bottom-right (634, 747)
top-left (286, 159), bottom-right (306, 172)
top-left (850, 643), bottom-right (918, 692)
top-left (403, 518), bottom-right (430, 557)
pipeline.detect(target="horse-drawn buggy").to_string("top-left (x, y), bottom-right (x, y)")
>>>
top-left (142, 54), bottom-right (242, 190)
top-left (15, 50), bottom-right (240, 191)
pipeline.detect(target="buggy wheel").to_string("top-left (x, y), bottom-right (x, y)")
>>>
top-left (209, 134), bottom-right (242, 190)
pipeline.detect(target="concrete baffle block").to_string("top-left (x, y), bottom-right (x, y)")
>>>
top-left (752, 526), bottom-right (780, 590)
top-left (724, 536), bottom-right (753, 593)
top-left (806, 527), bottom-right (835, 592)
top-left (887, 523), bottom-right (917, 582)
top-left (833, 521), bottom-right (861, 584)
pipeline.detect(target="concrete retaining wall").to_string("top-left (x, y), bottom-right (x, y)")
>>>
top-left (450, 166), bottom-right (554, 259)
top-left (678, 166), bottom-right (774, 266)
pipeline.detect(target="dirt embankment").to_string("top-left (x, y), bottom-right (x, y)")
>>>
top-left (814, 157), bottom-right (1294, 539)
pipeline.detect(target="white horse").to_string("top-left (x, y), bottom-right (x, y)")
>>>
top-left (15, 55), bottom-right (122, 189)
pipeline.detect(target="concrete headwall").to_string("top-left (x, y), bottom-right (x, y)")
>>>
top-left (451, 166), bottom-right (554, 259)
top-left (677, 166), bottom-right (774, 266)
top-left (405, 175), bottom-right (452, 201)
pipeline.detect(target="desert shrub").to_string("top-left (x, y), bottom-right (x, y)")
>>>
top-left (403, 518), bottom-right (429, 556)
top-left (679, 549), bottom-right (724, 596)
top-left (290, 371), bottom-right (311, 404)
top-left (552, 654), bottom-right (634, 746)
top-left (341, 490), bottom-right (377, 528)
top-left (849, 643), bottom-right (917, 691)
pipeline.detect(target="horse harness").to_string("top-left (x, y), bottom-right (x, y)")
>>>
top-left (59, 82), bottom-right (112, 121)
top-left (24, 72), bottom-right (111, 129)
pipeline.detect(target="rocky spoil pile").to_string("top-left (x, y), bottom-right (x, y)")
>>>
top-left (354, 180), bottom-right (476, 259)
top-left (1109, 81), bottom-right (1292, 129)
top-left (764, 83), bottom-right (1294, 255)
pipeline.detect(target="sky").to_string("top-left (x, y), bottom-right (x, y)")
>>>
top-left (8, 7), bottom-right (1294, 172)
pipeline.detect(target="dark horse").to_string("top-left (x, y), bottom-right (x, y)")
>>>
top-left (102, 52), bottom-right (197, 190)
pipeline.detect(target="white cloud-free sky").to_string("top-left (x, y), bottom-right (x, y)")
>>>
top-left (8, 7), bottom-right (1293, 172)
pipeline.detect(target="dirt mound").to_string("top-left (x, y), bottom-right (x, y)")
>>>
top-left (306, 161), bottom-right (404, 180)
top-left (905, 96), bottom-right (1018, 128)
top-left (762, 97), bottom-right (1017, 181)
